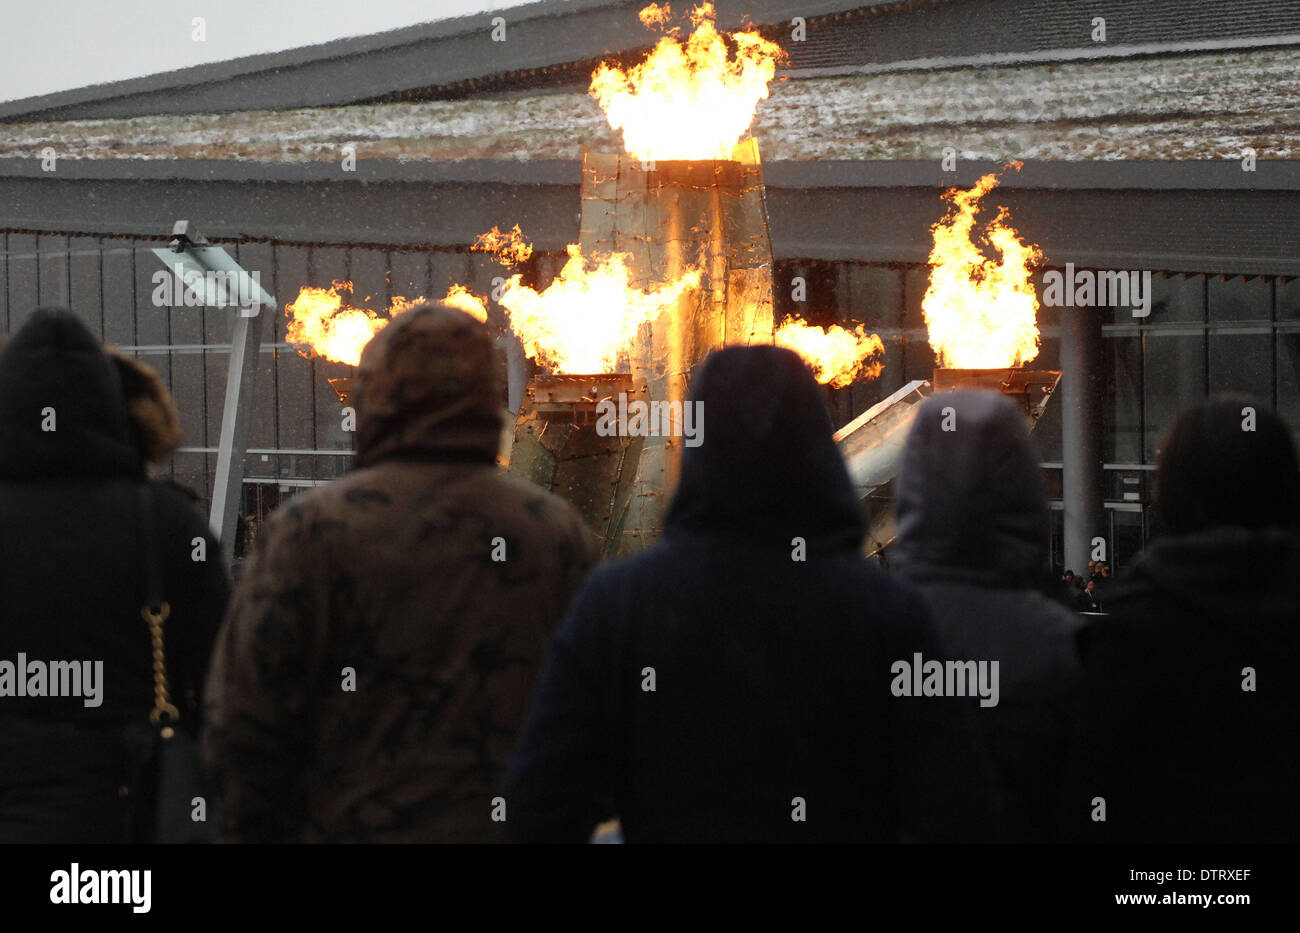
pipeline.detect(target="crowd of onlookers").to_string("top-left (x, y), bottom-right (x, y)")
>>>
top-left (1061, 562), bottom-right (1112, 612)
top-left (1, 304), bottom-right (1297, 845)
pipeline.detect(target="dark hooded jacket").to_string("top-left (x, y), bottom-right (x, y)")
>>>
top-left (892, 391), bottom-right (1082, 842)
top-left (503, 346), bottom-right (996, 843)
top-left (202, 304), bottom-right (599, 843)
top-left (0, 308), bottom-right (228, 843)
top-left (1059, 528), bottom-right (1300, 842)
top-left (1060, 397), bottom-right (1300, 842)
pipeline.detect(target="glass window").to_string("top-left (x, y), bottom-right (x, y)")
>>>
top-left (1278, 278), bottom-right (1300, 321)
top-left (1104, 335), bottom-right (1142, 463)
top-left (1143, 332), bottom-right (1206, 461)
top-left (1278, 329), bottom-right (1300, 441)
top-left (1145, 273), bottom-right (1205, 325)
top-left (1208, 275), bottom-right (1272, 323)
top-left (1209, 331), bottom-right (1273, 402)
top-left (1109, 508), bottom-right (1147, 576)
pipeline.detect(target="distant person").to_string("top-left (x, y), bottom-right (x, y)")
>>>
top-left (1082, 580), bottom-right (1102, 612)
top-left (1071, 577), bottom-right (1093, 613)
top-left (504, 346), bottom-right (996, 843)
top-left (0, 308), bottom-right (228, 843)
top-left (1059, 571), bottom-right (1083, 610)
top-left (891, 391), bottom-right (1083, 842)
top-left (203, 304), bottom-right (599, 843)
top-left (1061, 395), bottom-right (1300, 842)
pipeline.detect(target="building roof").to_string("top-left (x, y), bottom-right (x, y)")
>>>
top-left (0, 0), bottom-right (876, 122)
top-left (3, 0), bottom-right (1297, 122)
top-left (4, 1), bottom-right (1300, 275)
top-left (3, 46), bottom-right (1297, 164)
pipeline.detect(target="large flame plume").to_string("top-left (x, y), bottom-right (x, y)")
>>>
top-left (921, 163), bottom-right (1044, 369)
top-left (774, 318), bottom-right (885, 388)
top-left (590, 2), bottom-right (786, 161)
top-left (285, 282), bottom-right (428, 366)
top-left (503, 245), bottom-right (700, 373)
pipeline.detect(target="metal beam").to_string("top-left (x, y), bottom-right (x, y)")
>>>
top-left (211, 304), bottom-right (261, 563)
top-left (148, 223), bottom-right (274, 563)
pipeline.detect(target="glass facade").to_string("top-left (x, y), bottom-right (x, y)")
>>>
top-left (3, 233), bottom-right (1295, 571)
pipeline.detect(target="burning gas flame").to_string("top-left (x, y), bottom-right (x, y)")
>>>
top-left (457, 225), bottom-right (702, 373)
top-left (638, 1), bottom-right (674, 30)
top-left (473, 224), bottom-right (533, 267)
top-left (441, 284), bottom-right (489, 322)
top-left (774, 318), bottom-right (885, 388)
top-left (922, 163), bottom-right (1044, 369)
top-left (496, 244), bottom-right (701, 373)
top-left (590, 2), bottom-right (785, 161)
top-left (285, 282), bottom-right (427, 366)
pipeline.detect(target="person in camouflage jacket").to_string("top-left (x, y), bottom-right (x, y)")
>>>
top-left (202, 303), bottom-right (599, 842)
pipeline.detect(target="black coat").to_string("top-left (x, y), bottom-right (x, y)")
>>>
top-left (892, 392), bottom-right (1084, 842)
top-left (503, 346), bottom-right (996, 843)
top-left (0, 309), bottom-right (229, 843)
top-left (1060, 524), bottom-right (1300, 842)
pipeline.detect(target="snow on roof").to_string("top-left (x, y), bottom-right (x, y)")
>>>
top-left (3, 47), bottom-right (1297, 164)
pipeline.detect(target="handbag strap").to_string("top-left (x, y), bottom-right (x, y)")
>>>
top-left (138, 484), bottom-right (179, 735)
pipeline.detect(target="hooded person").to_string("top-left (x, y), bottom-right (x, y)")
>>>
top-left (0, 308), bottom-right (228, 843)
top-left (892, 390), bottom-right (1082, 842)
top-left (503, 345), bottom-right (996, 843)
top-left (202, 303), bottom-right (600, 843)
top-left (1060, 395), bottom-right (1300, 842)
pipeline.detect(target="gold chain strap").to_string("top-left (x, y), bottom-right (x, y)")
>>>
top-left (143, 603), bottom-right (178, 739)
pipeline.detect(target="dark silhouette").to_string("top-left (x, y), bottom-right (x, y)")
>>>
top-left (0, 308), bottom-right (228, 843)
top-left (504, 346), bottom-right (996, 843)
top-left (892, 391), bottom-right (1083, 842)
top-left (202, 304), bottom-right (599, 842)
top-left (1061, 395), bottom-right (1300, 842)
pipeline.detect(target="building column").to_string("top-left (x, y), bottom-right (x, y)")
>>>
top-left (1061, 303), bottom-right (1105, 573)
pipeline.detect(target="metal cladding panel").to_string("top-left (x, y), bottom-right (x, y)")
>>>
top-left (506, 376), bottom-right (639, 556)
top-left (835, 379), bottom-right (932, 494)
top-left (574, 141), bottom-right (777, 554)
top-left (835, 370), bottom-right (1063, 557)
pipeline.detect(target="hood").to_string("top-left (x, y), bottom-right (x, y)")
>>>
top-left (893, 391), bottom-right (1048, 586)
top-left (663, 345), bottom-right (864, 551)
top-left (354, 303), bottom-right (502, 468)
top-left (0, 307), bottom-right (141, 480)
top-left (107, 347), bottom-right (182, 465)
top-left (1119, 524), bottom-right (1300, 621)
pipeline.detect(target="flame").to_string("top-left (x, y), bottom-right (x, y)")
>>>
top-left (590, 2), bottom-right (785, 161)
top-left (774, 318), bottom-right (885, 388)
top-left (639, 2), bottom-right (674, 30)
top-left (441, 284), bottom-right (489, 322)
top-left (285, 282), bottom-right (427, 366)
top-left (495, 244), bottom-right (701, 373)
top-left (922, 164), bottom-right (1044, 369)
top-left (473, 224), bottom-right (533, 267)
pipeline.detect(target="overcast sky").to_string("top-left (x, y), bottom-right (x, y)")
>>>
top-left (1, 0), bottom-right (538, 103)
